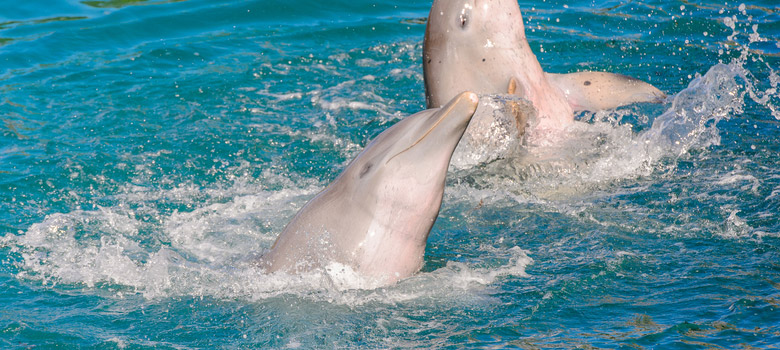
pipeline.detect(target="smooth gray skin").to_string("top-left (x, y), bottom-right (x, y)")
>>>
top-left (259, 92), bottom-right (479, 286)
top-left (423, 0), bottom-right (666, 134)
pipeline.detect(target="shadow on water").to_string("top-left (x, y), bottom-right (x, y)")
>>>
top-left (81, 0), bottom-right (189, 9)
top-left (0, 0), bottom-right (191, 48)
top-left (0, 17), bottom-right (88, 47)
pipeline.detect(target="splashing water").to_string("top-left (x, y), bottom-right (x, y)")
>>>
top-left (4, 208), bottom-right (532, 302)
top-left (461, 32), bottom-right (778, 198)
top-left (450, 94), bottom-right (534, 169)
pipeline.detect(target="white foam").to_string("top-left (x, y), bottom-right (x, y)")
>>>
top-left (428, 246), bottom-right (533, 286)
top-left (717, 208), bottom-right (752, 238)
top-left (4, 166), bottom-right (533, 304)
top-left (715, 172), bottom-right (760, 193)
top-left (255, 91), bottom-right (304, 101)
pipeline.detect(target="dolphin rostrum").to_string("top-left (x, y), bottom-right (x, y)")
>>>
top-left (259, 92), bottom-right (480, 286)
top-left (423, 0), bottom-right (666, 137)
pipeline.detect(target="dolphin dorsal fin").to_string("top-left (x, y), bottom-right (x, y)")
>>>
top-left (546, 71), bottom-right (666, 112)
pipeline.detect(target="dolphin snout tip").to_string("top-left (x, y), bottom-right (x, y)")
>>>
top-left (465, 91), bottom-right (479, 103)
top-left (455, 91), bottom-right (479, 112)
top-left (465, 92), bottom-right (480, 115)
top-left (633, 90), bottom-right (668, 104)
top-left (649, 85), bottom-right (668, 103)
top-left (651, 90), bottom-right (668, 103)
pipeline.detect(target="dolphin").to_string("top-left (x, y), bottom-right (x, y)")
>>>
top-left (423, 0), bottom-right (666, 136)
top-left (259, 92), bottom-right (480, 286)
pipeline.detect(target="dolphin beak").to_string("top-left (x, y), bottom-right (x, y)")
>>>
top-left (388, 91), bottom-right (479, 163)
top-left (436, 90), bottom-right (480, 132)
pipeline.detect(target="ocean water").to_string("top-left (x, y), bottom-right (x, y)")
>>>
top-left (1, 0), bottom-right (779, 348)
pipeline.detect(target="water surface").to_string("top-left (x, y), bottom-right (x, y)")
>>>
top-left (1, 0), bottom-right (779, 348)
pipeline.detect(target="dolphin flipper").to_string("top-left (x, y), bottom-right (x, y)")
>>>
top-left (546, 72), bottom-right (666, 112)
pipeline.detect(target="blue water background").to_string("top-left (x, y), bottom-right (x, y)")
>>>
top-left (2, 0), bottom-right (780, 348)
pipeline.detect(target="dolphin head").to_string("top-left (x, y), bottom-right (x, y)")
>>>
top-left (424, 0), bottom-right (530, 108)
top-left (425, 0), bottom-right (525, 47)
top-left (330, 91), bottom-right (479, 281)
top-left (260, 92), bottom-right (479, 283)
top-left (309, 91), bottom-right (479, 281)
top-left (339, 91), bottom-right (480, 198)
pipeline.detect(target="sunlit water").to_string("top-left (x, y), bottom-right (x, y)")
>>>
top-left (2, 0), bottom-right (779, 348)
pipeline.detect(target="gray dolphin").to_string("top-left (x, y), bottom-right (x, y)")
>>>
top-left (424, 0), bottom-right (666, 135)
top-left (259, 92), bottom-right (479, 286)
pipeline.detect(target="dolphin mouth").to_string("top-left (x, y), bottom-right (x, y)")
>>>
top-left (386, 92), bottom-right (478, 164)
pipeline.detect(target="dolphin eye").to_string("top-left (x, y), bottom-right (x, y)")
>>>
top-left (358, 163), bottom-right (373, 179)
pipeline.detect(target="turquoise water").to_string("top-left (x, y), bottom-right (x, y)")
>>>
top-left (2, 0), bottom-right (780, 348)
